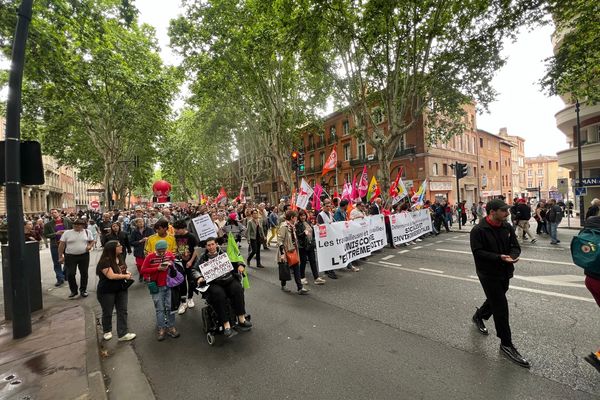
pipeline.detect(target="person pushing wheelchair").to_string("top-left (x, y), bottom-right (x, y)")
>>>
top-left (191, 237), bottom-right (252, 337)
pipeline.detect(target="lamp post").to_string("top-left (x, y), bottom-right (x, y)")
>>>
top-left (576, 100), bottom-right (584, 225)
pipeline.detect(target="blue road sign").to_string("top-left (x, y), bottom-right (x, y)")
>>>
top-left (576, 187), bottom-right (587, 196)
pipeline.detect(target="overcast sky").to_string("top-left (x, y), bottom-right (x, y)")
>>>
top-left (1, 2), bottom-right (568, 158)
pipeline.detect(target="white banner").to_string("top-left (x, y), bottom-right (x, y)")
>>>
top-left (199, 252), bottom-right (234, 283)
top-left (389, 210), bottom-right (432, 246)
top-left (368, 214), bottom-right (386, 251)
top-left (314, 219), bottom-right (371, 272)
top-left (192, 214), bottom-right (217, 241)
top-left (296, 178), bottom-right (314, 210)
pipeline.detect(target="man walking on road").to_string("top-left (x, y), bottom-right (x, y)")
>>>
top-left (515, 199), bottom-right (537, 244)
top-left (470, 199), bottom-right (531, 368)
top-left (546, 198), bottom-right (563, 245)
top-left (43, 208), bottom-right (72, 287)
top-left (59, 219), bottom-right (95, 298)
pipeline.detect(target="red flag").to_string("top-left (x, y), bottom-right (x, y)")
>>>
top-left (321, 147), bottom-right (337, 176)
top-left (239, 181), bottom-right (246, 204)
top-left (389, 167), bottom-right (404, 197)
top-left (215, 187), bottom-right (227, 204)
top-left (358, 165), bottom-right (369, 197)
top-left (333, 190), bottom-right (340, 199)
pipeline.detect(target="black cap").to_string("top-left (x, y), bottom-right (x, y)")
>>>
top-left (486, 199), bottom-right (509, 212)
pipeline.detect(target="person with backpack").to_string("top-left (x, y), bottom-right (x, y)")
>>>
top-left (546, 198), bottom-right (563, 245)
top-left (570, 216), bottom-right (600, 373)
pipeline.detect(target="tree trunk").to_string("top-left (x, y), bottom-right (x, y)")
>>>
top-left (103, 161), bottom-right (112, 212)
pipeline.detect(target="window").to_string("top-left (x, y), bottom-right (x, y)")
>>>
top-left (470, 137), bottom-right (475, 154)
top-left (357, 138), bottom-right (366, 159)
top-left (496, 162), bottom-right (499, 171)
top-left (480, 138), bottom-right (484, 148)
top-left (458, 136), bottom-right (463, 151)
top-left (432, 163), bottom-right (439, 176)
top-left (345, 172), bottom-right (351, 183)
top-left (443, 163), bottom-right (448, 176)
top-left (371, 107), bottom-right (384, 124)
top-left (330, 126), bottom-right (337, 141)
top-left (528, 170), bottom-right (532, 176)
top-left (473, 166), bottom-right (477, 176)
top-left (398, 135), bottom-right (407, 151)
top-left (343, 143), bottom-right (351, 161)
top-left (487, 139), bottom-right (491, 150)
top-left (537, 169), bottom-right (543, 176)
top-left (481, 164), bottom-right (484, 170)
top-left (343, 120), bottom-right (350, 136)
top-left (320, 152), bottom-right (325, 167)
top-left (488, 160), bottom-right (492, 169)
top-left (310, 155), bottom-right (314, 169)
top-left (538, 179), bottom-right (543, 187)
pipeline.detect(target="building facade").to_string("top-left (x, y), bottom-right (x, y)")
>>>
top-left (525, 155), bottom-right (572, 201)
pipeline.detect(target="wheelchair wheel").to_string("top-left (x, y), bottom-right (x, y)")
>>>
top-left (206, 332), bottom-right (216, 346)
top-left (201, 307), bottom-right (209, 333)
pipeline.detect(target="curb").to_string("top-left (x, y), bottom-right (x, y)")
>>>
top-left (83, 303), bottom-right (108, 400)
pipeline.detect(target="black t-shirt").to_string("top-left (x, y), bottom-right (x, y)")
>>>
top-left (175, 232), bottom-right (198, 261)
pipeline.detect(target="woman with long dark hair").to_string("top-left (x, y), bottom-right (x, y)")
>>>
top-left (96, 240), bottom-right (136, 341)
top-left (105, 222), bottom-right (131, 264)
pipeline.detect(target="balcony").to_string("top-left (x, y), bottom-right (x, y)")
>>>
top-left (557, 142), bottom-right (600, 170)
top-left (555, 102), bottom-right (600, 136)
top-left (394, 146), bottom-right (416, 158)
top-left (350, 156), bottom-right (375, 166)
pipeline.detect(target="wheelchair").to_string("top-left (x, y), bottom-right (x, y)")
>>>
top-left (196, 282), bottom-right (252, 346)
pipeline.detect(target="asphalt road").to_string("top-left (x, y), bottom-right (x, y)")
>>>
top-left (118, 226), bottom-right (600, 400)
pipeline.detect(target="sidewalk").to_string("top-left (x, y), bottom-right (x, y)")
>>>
top-left (444, 215), bottom-right (581, 234)
top-left (0, 245), bottom-right (151, 400)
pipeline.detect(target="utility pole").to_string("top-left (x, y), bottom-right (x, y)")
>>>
top-left (4, 0), bottom-right (33, 339)
top-left (576, 100), bottom-right (585, 225)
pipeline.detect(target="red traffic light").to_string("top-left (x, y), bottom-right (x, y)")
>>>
top-left (291, 151), bottom-right (298, 159)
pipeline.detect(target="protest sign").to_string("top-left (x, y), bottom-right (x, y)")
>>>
top-left (389, 210), bottom-right (432, 246)
top-left (314, 219), bottom-right (371, 272)
top-left (192, 214), bottom-right (217, 241)
top-left (368, 214), bottom-right (386, 251)
top-left (199, 252), bottom-right (234, 283)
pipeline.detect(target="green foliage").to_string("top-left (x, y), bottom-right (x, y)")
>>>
top-left (0, 0), bottom-right (177, 205)
top-left (170, 0), bottom-right (332, 192)
top-left (541, 0), bottom-right (600, 104)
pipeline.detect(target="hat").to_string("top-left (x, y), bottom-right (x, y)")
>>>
top-left (155, 240), bottom-right (168, 251)
top-left (486, 199), bottom-right (509, 212)
top-left (73, 219), bottom-right (87, 226)
top-left (228, 213), bottom-right (237, 220)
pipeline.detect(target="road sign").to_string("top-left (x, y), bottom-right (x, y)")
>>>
top-left (575, 187), bottom-right (587, 196)
top-left (557, 178), bottom-right (568, 194)
top-left (90, 200), bottom-right (100, 209)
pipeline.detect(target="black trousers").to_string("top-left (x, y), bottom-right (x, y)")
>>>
top-left (299, 247), bottom-right (318, 280)
top-left (64, 252), bottom-right (89, 294)
top-left (476, 275), bottom-right (512, 346)
top-left (206, 278), bottom-right (245, 325)
top-left (461, 213), bottom-right (467, 225)
top-left (281, 263), bottom-right (303, 290)
top-left (247, 239), bottom-right (261, 266)
top-left (97, 290), bottom-right (128, 337)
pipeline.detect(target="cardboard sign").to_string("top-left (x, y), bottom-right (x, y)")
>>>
top-left (199, 252), bottom-right (234, 283)
top-left (192, 214), bottom-right (217, 241)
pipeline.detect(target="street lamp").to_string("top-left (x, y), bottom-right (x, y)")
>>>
top-left (576, 100), bottom-right (584, 225)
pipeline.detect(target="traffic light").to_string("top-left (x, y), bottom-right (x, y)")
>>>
top-left (456, 162), bottom-right (469, 179)
top-left (298, 151), bottom-right (305, 172)
top-left (291, 151), bottom-right (298, 171)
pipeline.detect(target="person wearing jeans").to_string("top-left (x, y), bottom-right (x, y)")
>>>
top-left (246, 210), bottom-right (265, 268)
top-left (59, 219), bottom-right (94, 298)
top-left (141, 239), bottom-right (179, 341)
top-left (44, 209), bottom-right (72, 286)
top-left (546, 199), bottom-right (563, 245)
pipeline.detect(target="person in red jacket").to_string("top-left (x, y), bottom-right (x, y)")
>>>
top-left (141, 240), bottom-right (180, 341)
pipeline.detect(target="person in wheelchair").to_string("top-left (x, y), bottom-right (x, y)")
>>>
top-left (191, 237), bottom-right (252, 337)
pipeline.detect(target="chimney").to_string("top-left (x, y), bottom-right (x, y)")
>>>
top-left (499, 127), bottom-right (508, 137)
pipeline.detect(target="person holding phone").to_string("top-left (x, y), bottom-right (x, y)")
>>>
top-left (470, 199), bottom-right (529, 368)
top-left (141, 240), bottom-right (179, 341)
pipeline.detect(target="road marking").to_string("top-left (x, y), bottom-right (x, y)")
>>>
top-left (366, 262), bottom-right (594, 303)
top-left (453, 236), bottom-right (463, 239)
top-left (412, 246), bottom-right (423, 250)
top-left (435, 241), bottom-right (444, 244)
top-left (435, 249), bottom-right (575, 266)
top-left (447, 239), bottom-right (470, 243)
top-left (379, 261), bottom-right (402, 267)
top-left (514, 274), bottom-right (586, 288)
top-left (382, 255), bottom-right (395, 260)
top-left (397, 250), bottom-right (409, 254)
top-left (422, 243), bottom-right (433, 247)
top-left (419, 268), bottom-right (444, 274)
top-left (521, 245), bottom-right (565, 251)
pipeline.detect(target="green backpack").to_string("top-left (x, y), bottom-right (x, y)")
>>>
top-left (571, 228), bottom-right (600, 274)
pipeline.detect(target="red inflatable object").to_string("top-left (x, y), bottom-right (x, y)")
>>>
top-left (152, 180), bottom-right (172, 203)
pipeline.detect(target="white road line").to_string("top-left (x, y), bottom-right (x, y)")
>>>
top-left (419, 268), bottom-right (444, 274)
top-left (435, 249), bottom-right (575, 266)
top-left (397, 250), bottom-right (409, 254)
top-left (422, 243), bottom-right (433, 247)
top-left (381, 255), bottom-right (395, 260)
top-left (379, 261), bottom-right (402, 267)
top-left (412, 246), bottom-right (423, 250)
top-left (435, 241), bottom-right (444, 244)
top-left (453, 236), bottom-right (463, 239)
top-left (366, 261), bottom-right (594, 303)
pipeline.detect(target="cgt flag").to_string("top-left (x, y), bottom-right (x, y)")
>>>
top-left (322, 147), bottom-right (337, 176)
top-left (312, 184), bottom-right (323, 211)
top-left (358, 165), bottom-right (369, 198)
top-left (296, 178), bottom-right (314, 210)
top-left (215, 187), bottom-right (227, 204)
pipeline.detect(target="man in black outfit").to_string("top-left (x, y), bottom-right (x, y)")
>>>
top-left (470, 199), bottom-right (530, 368)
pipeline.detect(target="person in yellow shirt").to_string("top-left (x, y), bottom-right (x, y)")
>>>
top-left (145, 220), bottom-right (176, 256)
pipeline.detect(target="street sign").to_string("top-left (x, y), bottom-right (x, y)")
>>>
top-left (557, 178), bottom-right (568, 194)
top-left (90, 200), bottom-right (100, 209)
top-left (575, 187), bottom-right (587, 196)
top-left (574, 177), bottom-right (600, 186)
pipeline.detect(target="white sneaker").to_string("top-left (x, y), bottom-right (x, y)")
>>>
top-left (415, 238), bottom-right (422, 242)
top-left (350, 266), bottom-right (360, 272)
top-left (301, 278), bottom-right (308, 285)
top-left (177, 302), bottom-right (188, 315)
top-left (314, 277), bottom-right (326, 285)
top-left (118, 333), bottom-right (136, 341)
top-left (103, 332), bottom-right (112, 341)
top-left (187, 298), bottom-right (195, 308)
